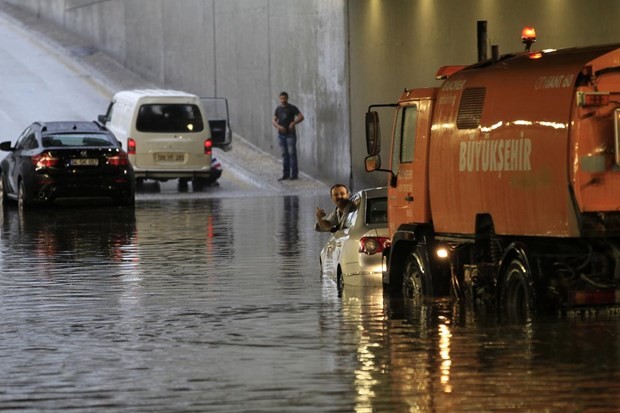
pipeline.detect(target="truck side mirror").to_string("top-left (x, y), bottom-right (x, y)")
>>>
top-left (365, 154), bottom-right (381, 172)
top-left (365, 111), bottom-right (381, 155)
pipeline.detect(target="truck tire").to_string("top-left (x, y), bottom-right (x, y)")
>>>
top-left (402, 254), bottom-right (428, 304)
top-left (499, 257), bottom-right (536, 319)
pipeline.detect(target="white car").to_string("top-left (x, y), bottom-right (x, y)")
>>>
top-left (320, 187), bottom-right (389, 289)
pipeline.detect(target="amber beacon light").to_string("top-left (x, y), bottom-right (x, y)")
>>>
top-left (521, 26), bottom-right (537, 51)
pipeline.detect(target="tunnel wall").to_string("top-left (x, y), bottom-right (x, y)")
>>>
top-left (5, 0), bottom-right (620, 190)
top-left (3, 0), bottom-right (350, 185)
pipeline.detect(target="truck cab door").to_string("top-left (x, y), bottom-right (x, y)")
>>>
top-left (388, 98), bottom-right (433, 234)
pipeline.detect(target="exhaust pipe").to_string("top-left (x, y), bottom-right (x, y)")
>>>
top-left (477, 21), bottom-right (488, 62)
top-left (492, 44), bottom-right (500, 62)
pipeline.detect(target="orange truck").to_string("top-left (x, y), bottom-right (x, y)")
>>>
top-left (365, 35), bottom-right (620, 315)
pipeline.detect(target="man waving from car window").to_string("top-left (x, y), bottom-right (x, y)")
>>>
top-left (315, 184), bottom-right (354, 232)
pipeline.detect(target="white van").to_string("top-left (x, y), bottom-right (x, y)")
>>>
top-left (98, 89), bottom-right (232, 188)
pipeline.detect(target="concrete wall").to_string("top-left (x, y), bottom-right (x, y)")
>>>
top-left (3, 0), bottom-right (351, 185)
top-left (6, 0), bottom-right (620, 190)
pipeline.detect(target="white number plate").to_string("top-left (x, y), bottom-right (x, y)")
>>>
top-left (156, 153), bottom-right (184, 162)
top-left (70, 158), bottom-right (98, 166)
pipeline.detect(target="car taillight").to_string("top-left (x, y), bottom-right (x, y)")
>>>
top-left (32, 152), bottom-right (59, 168)
top-left (127, 138), bottom-right (136, 155)
top-left (204, 138), bottom-right (212, 155)
top-left (108, 152), bottom-right (129, 166)
top-left (359, 236), bottom-right (391, 255)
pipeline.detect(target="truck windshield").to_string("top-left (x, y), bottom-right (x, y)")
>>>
top-left (136, 104), bottom-right (205, 133)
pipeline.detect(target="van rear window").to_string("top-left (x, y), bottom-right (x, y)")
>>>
top-left (136, 104), bottom-right (204, 133)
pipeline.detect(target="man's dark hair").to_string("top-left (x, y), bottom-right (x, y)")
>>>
top-left (330, 183), bottom-right (349, 196)
top-left (279, 91), bottom-right (289, 98)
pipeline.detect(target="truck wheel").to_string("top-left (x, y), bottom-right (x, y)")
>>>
top-left (499, 257), bottom-right (536, 319)
top-left (402, 255), bottom-right (427, 303)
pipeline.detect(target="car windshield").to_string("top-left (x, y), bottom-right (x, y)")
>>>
top-left (42, 133), bottom-right (116, 147)
top-left (136, 104), bottom-right (204, 133)
top-left (366, 197), bottom-right (388, 224)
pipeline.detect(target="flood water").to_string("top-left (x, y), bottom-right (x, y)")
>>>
top-left (1, 195), bottom-right (619, 412)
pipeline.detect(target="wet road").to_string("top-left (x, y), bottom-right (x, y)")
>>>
top-left (1, 196), bottom-right (620, 412)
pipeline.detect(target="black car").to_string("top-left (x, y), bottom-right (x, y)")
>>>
top-left (0, 121), bottom-right (135, 208)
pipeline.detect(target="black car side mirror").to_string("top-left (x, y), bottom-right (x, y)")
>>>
top-left (0, 141), bottom-right (14, 152)
top-left (97, 114), bottom-right (107, 124)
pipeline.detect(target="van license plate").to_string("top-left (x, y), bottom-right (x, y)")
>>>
top-left (70, 158), bottom-right (98, 166)
top-left (156, 153), bottom-right (184, 162)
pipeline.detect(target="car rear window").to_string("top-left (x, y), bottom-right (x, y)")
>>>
top-left (136, 104), bottom-right (204, 133)
top-left (42, 133), bottom-right (116, 148)
top-left (366, 197), bottom-right (388, 224)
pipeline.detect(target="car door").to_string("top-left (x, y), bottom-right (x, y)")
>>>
top-left (329, 197), bottom-right (360, 275)
top-left (322, 194), bottom-right (359, 278)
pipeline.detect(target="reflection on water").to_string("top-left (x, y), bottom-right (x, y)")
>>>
top-left (0, 196), bottom-right (619, 412)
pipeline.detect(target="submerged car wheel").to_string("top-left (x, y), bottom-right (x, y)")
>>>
top-left (114, 191), bottom-right (135, 207)
top-left (17, 180), bottom-right (31, 210)
top-left (337, 266), bottom-right (344, 292)
top-left (0, 175), bottom-right (6, 208)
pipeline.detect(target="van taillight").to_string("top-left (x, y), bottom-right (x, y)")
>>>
top-left (32, 152), bottom-right (59, 168)
top-left (127, 138), bottom-right (136, 155)
top-left (204, 139), bottom-right (212, 155)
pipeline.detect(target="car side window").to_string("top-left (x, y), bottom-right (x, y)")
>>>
top-left (22, 134), bottom-right (38, 150)
top-left (366, 197), bottom-right (388, 224)
top-left (15, 131), bottom-right (36, 150)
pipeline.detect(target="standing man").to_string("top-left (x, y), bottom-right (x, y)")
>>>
top-left (273, 91), bottom-right (304, 181)
top-left (315, 184), bottom-right (354, 232)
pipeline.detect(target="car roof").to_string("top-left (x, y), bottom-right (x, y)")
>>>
top-left (34, 121), bottom-right (109, 134)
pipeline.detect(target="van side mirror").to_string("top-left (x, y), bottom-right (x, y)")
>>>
top-left (98, 114), bottom-right (107, 124)
top-left (365, 111), bottom-right (381, 155)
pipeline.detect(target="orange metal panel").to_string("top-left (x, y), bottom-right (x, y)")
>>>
top-left (570, 51), bottom-right (620, 216)
top-left (427, 45), bottom-right (620, 237)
